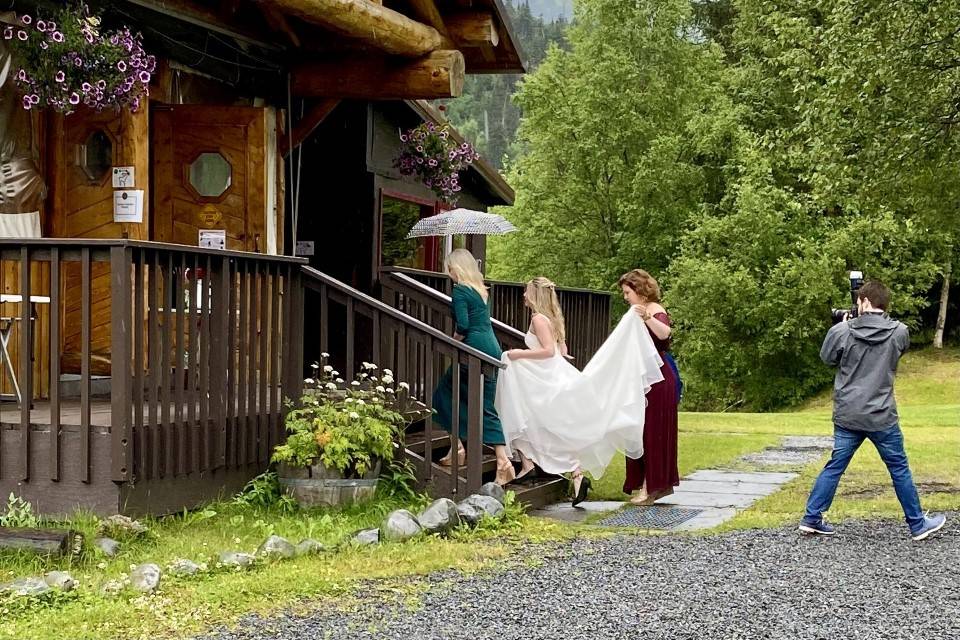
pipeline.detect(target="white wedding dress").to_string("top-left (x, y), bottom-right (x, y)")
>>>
top-left (495, 309), bottom-right (665, 478)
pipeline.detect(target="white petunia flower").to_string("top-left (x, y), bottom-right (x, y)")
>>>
top-left (383, 375), bottom-right (394, 384)
top-left (326, 382), bottom-right (337, 390)
top-left (345, 398), bottom-right (354, 403)
top-left (321, 352), bottom-right (330, 358)
top-left (351, 380), bottom-right (361, 386)
top-left (336, 378), bottom-right (344, 384)
top-left (356, 399), bottom-right (365, 405)
top-left (304, 378), bottom-right (315, 384)
top-left (310, 363), bottom-right (320, 370)
top-left (398, 382), bottom-right (410, 390)
top-left (383, 369), bottom-right (393, 377)
top-left (323, 365), bottom-right (333, 372)
top-left (376, 386), bottom-right (385, 393)
top-left (349, 412), bottom-right (359, 419)
top-left (385, 388), bottom-right (395, 394)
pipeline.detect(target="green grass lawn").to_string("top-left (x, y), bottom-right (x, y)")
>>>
top-left (0, 492), bottom-right (574, 640)
top-left (593, 346), bottom-right (960, 529)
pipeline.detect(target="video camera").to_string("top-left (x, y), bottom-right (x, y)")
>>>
top-left (831, 270), bottom-right (864, 324)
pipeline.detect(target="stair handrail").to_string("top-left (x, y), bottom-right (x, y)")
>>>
top-left (301, 266), bottom-right (505, 369)
top-left (380, 269), bottom-right (527, 344)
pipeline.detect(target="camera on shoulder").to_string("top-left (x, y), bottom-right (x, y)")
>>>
top-left (831, 270), bottom-right (863, 324)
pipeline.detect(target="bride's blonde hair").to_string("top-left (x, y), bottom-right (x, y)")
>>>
top-left (444, 249), bottom-right (488, 302)
top-left (526, 277), bottom-right (566, 345)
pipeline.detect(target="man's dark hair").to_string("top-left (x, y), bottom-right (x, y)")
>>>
top-left (857, 280), bottom-right (890, 310)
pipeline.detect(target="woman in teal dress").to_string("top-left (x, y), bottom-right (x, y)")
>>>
top-left (433, 249), bottom-right (515, 485)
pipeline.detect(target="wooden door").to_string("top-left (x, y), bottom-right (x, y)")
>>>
top-left (152, 105), bottom-right (267, 251)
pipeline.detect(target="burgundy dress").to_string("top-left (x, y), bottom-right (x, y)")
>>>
top-left (623, 311), bottom-right (680, 497)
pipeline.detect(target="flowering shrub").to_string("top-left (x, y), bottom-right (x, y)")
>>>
top-left (272, 357), bottom-right (431, 477)
top-left (395, 122), bottom-right (480, 204)
top-left (2, 4), bottom-right (155, 113)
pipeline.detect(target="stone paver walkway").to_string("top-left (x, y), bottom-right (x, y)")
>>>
top-left (531, 435), bottom-right (834, 531)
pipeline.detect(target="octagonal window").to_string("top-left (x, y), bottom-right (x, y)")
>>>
top-left (80, 129), bottom-right (112, 183)
top-left (188, 152), bottom-right (232, 198)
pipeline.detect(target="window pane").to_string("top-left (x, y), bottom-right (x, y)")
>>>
top-left (381, 197), bottom-right (424, 269)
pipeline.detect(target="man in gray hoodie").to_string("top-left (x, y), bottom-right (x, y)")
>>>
top-left (799, 280), bottom-right (947, 540)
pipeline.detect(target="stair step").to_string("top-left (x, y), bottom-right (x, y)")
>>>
top-left (512, 477), bottom-right (569, 510)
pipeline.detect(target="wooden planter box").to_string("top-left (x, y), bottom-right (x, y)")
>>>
top-left (277, 461), bottom-right (380, 508)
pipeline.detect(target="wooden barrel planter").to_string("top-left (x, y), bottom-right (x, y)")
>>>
top-left (278, 461), bottom-right (381, 508)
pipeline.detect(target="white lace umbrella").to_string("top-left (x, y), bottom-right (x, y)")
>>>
top-left (405, 208), bottom-right (517, 239)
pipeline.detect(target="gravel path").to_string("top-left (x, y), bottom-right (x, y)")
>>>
top-left (205, 515), bottom-right (959, 640)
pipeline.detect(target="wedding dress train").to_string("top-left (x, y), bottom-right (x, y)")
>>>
top-left (495, 309), bottom-right (665, 478)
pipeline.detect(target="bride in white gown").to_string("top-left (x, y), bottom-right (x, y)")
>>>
top-left (496, 277), bottom-right (664, 504)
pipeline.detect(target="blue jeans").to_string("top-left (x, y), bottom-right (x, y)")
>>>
top-left (803, 424), bottom-right (925, 533)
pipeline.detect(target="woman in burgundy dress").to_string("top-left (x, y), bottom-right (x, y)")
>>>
top-left (618, 269), bottom-right (679, 505)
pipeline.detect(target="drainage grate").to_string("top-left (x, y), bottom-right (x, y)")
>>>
top-left (597, 505), bottom-right (703, 529)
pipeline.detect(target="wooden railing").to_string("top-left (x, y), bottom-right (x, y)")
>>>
top-left (380, 266), bottom-right (613, 366)
top-left (301, 266), bottom-right (505, 497)
top-left (0, 240), bottom-right (305, 490)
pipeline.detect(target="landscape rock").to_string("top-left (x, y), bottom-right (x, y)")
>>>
top-left (417, 498), bottom-right (461, 534)
top-left (218, 551), bottom-right (256, 568)
top-left (257, 535), bottom-right (296, 559)
top-left (379, 509), bottom-right (423, 543)
top-left (94, 537), bottom-right (120, 557)
top-left (295, 539), bottom-right (327, 556)
top-left (478, 482), bottom-right (506, 506)
top-left (0, 576), bottom-right (50, 596)
top-left (130, 563), bottom-right (161, 593)
top-left (352, 529), bottom-right (380, 546)
top-left (456, 495), bottom-right (505, 526)
top-left (43, 571), bottom-right (77, 592)
top-left (168, 558), bottom-right (202, 577)
top-left (97, 514), bottom-right (149, 538)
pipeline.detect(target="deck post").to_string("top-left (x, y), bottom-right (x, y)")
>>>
top-left (110, 246), bottom-right (133, 482)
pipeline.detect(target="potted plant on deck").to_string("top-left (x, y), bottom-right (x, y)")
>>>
top-left (273, 358), bottom-right (430, 508)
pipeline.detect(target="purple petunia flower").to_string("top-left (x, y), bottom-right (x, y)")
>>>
top-left (39, 41), bottom-right (48, 50)
top-left (69, 93), bottom-right (80, 105)
top-left (52, 31), bottom-right (64, 43)
top-left (16, 70), bottom-right (26, 81)
top-left (81, 82), bottom-right (92, 92)
top-left (20, 14), bottom-right (31, 25)
top-left (17, 30), bottom-right (27, 41)
top-left (117, 60), bottom-right (127, 72)
top-left (74, 57), bottom-right (83, 67)
top-left (21, 95), bottom-right (32, 110)
top-left (55, 70), bottom-right (65, 83)
top-left (28, 94), bottom-right (40, 105)
top-left (96, 79), bottom-right (106, 89)
top-left (138, 71), bottom-right (151, 83)
top-left (36, 20), bottom-right (46, 31)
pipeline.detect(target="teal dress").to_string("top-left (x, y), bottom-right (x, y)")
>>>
top-left (432, 284), bottom-right (505, 445)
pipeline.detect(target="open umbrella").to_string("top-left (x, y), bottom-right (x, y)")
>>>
top-left (405, 208), bottom-right (517, 239)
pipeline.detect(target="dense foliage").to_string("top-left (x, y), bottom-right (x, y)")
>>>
top-left (488, 0), bottom-right (959, 409)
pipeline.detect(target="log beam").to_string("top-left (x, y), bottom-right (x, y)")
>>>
top-left (406, 0), bottom-right (450, 39)
top-left (280, 99), bottom-right (341, 157)
top-left (271, 0), bottom-right (443, 57)
top-left (0, 527), bottom-right (80, 557)
top-left (292, 50), bottom-right (465, 100)
top-left (446, 12), bottom-right (499, 49)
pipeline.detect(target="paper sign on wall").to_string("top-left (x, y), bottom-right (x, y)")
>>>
top-left (112, 166), bottom-right (135, 188)
top-left (199, 229), bottom-right (226, 250)
top-left (295, 241), bottom-right (315, 256)
top-left (113, 189), bottom-right (144, 223)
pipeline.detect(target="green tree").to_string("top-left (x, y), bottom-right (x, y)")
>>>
top-left (668, 0), bottom-right (953, 409)
top-left (488, 0), bottom-right (726, 291)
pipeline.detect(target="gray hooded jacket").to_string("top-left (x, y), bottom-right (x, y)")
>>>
top-left (820, 312), bottom-right (910, 432)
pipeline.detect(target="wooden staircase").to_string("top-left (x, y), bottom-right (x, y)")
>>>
top-left (403, 431), bottom-right (568, 508)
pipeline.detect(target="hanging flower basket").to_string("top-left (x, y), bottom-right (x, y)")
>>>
top-left (395, 122), bottom-right (480, 204)
top-left (2, 3), bottom-right (155, 114)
